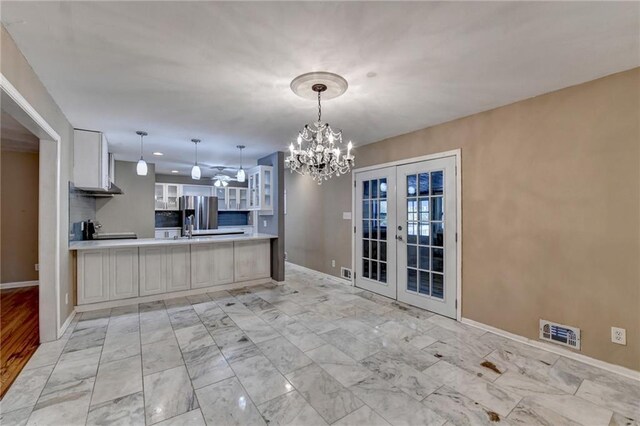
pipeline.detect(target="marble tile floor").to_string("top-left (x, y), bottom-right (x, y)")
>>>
top-left (1, 263), bottom-right (638, 425)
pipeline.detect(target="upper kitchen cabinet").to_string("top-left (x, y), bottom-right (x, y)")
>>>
top-left (155, 183), bottom-right (182, 210)
top-left (73, 129), bottom-right (110, 191)
top-left (183, 185), bottom-right (212, 197)
top-left (248, 165), bottom-right (273, 214)
top-left (225, 187), bottom-right (249, 211)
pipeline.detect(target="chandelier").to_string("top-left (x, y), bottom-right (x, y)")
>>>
top-left (286, 72), bottom-right (354, 183)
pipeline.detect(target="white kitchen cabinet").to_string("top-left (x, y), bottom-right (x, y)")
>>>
top-left (248, 166), bottom-right (273, 214)
top-left (73, 129), bottom-right (110, 191)
top-left (166, 245), bottom-right (191, 292)
top-left (210, 242), bottom-right (235, 285)
top-left (109, 247), bottom-right (139, 300)
top-left (155, 183), bottom-right (182, 211)
top-left (215, 187), bottom-right (227, 211)
top-left (190, 244), bottom-right (215, 288)
top-left (183, 184), bottom-right (212, 197)
top-left (139, 245), bottom-right (190, 296)
top-left (237, 188), bottom-right (249, 210)
top-left (77, 249), bottom-right (110, 304)
top-left (155, 228), bottom-right (181, 239)
top-left (234, 239), bottom-right (270, 281)
top-left (139, 246), bottom-right (167, 296)
top-left (190, 242), bottom-right (234, 288)
top-left (225, 188), bottom-right (249, 210)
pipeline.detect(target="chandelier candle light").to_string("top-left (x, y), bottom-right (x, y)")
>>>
top-left (286, 72), bottom-right (354, 183)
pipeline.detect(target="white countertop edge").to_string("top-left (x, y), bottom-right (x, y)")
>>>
top-left (69, 233), bottom-right (277, 250)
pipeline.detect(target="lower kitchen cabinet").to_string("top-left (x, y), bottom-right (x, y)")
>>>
top-left (139, 246), bottom-right (167, 296)
top-left (140, 245), bottom-right (191, 296)
top-left (167, 245), bottom-right (191, 292)
top-left (109, 247), bottom-right (139, 300)
top-left (75, 238), bottom-right (272, 306)
top-left (234, 239), bottom-right (270, 281)
top-left (78, 249), bottom-right (110, 304)
top-left (191, 242), bottom-right (234, 288)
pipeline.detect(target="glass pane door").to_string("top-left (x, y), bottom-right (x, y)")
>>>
top-left (227, 188), bottom-right (238, 210)
top-left (215, 188), bottom-right (227, 210)
top-left (238, 188), bottom-right (248, 210)
top-left (155, 184), bottom-right (165, 210)
top-left (354, 167), bottom-right (396, 299)
top-left (396, 157), bottom-right (457, 318)
top-left (166, 184), bottom-right (180, 210)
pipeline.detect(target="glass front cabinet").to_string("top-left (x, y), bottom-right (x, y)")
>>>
top-left (248, 165), bottom-right (273, 215)
top-left (155, 183), bottom-right (182, 211)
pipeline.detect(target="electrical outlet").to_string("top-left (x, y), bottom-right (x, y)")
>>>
top-left (611, 327), bottom-right (626, 345)
top-left (65, 293), bottom-right (69, 305)
top-left (331, 260), bottom-right (336, 268)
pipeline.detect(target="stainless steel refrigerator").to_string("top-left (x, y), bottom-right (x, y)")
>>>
top-left (179, 196), bottom-right (218, 236)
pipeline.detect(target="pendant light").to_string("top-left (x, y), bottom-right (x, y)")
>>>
top-left (190, 139), bottom-right (201, 180)
top-left (236, 145), bottom-right (246, 182)
top-left (136, 131), bottom-right (148, 176)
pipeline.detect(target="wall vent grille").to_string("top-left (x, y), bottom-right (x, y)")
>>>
top-left (539, 319), bottom-right (580, 350)
top-left (340, 267), bottom-right (352, 280)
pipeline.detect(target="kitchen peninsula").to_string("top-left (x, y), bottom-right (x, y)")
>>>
top-left (70, 233), bottom-right (276, 311)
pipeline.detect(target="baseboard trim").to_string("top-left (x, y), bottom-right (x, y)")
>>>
top-left (75, 278), bottom-right (272, 312)
top-left (286, 261), bottom-right (352, 285)
top-left (1, 280), bottom-right (39, 289)
top-left (461, 317), bottom-right (640, 382)
top-left (57, 309), bottom-right (76, 339)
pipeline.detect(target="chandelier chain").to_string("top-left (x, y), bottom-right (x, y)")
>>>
top-left (317, 90), bottom-right (322, 123)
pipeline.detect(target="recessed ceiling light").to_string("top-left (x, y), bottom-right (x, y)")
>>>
top-left (171, 170), bottom-right (179, 173)
top-left (153, 152), bottom-right (164, 156)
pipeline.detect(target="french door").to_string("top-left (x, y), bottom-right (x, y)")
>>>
top-left (354, 156), bottom-right (458, 319)
top-left (354, 167), bottom-right (397, 299)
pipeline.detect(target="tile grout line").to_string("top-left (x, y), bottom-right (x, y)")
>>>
top-left (85, 310), bottom-right (112, 424)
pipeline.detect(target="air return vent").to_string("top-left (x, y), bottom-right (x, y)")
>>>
top-left (539, 319), bottom-right (580, 350)
top-left (340, 267), bottom-right (352, 280)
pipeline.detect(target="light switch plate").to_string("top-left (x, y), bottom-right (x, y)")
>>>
top-left (343, 212), bottom-right (352, 220)
top-left (611, 327), bottom-right (626, 345)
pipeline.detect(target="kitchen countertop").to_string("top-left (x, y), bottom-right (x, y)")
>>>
top-left (69, 233), bottom-right (277, 250)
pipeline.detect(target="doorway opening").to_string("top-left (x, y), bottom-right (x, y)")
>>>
top-left (0, 111), bottom-right (40, 398)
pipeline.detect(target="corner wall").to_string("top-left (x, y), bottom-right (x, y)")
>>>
top-left (258, 152), bottom-right (285, 281)
top-left (285, 68), bottom-right (640, 370)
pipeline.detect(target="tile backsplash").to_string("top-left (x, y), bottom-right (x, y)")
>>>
top-left (218, 211), bottom-right (249, 226)
top-left (155, 211), bottom-right (181, 228)
top-left (69, 183), bottom-right (96, 241)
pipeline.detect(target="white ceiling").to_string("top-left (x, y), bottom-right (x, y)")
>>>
top-left (2, 1), bottom-right (638, 176)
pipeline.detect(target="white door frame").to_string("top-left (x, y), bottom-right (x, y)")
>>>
top-left (351, 149), bottom-right (462, 321)
top-left (1, 74), bottom-right (63, 341)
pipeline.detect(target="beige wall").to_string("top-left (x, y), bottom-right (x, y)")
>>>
top-left (285, 68), bottom-right (640, 371)
top-left (96, 160), bottom-right (156, 238)
top-left (1, 149), bottom-right (39, 283)
top-left (1, 26), bottom-right (75, 340)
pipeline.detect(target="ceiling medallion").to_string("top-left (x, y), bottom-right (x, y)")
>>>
top-left (286, 72), bottom-right (354, 184)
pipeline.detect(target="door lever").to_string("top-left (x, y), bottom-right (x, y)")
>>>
top-left (396, 235), bottom-right (403, 241)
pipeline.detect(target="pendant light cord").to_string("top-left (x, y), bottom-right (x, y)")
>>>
top-left (317, 90), bottom-right (322, 122)
top-left (140, 134), bottom-right (144, 158)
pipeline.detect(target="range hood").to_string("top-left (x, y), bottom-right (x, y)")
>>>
top-left (75, 182), bottom-right (124, 197)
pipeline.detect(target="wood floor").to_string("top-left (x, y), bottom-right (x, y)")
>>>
top-left (0, 286), bottom-right (39, 399)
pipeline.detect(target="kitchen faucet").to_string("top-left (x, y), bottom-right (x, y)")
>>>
top-left (186, 214), bottom-right (195, 239)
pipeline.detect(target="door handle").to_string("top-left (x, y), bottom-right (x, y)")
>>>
top-left (396, 235), bottom-right (403, 241)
